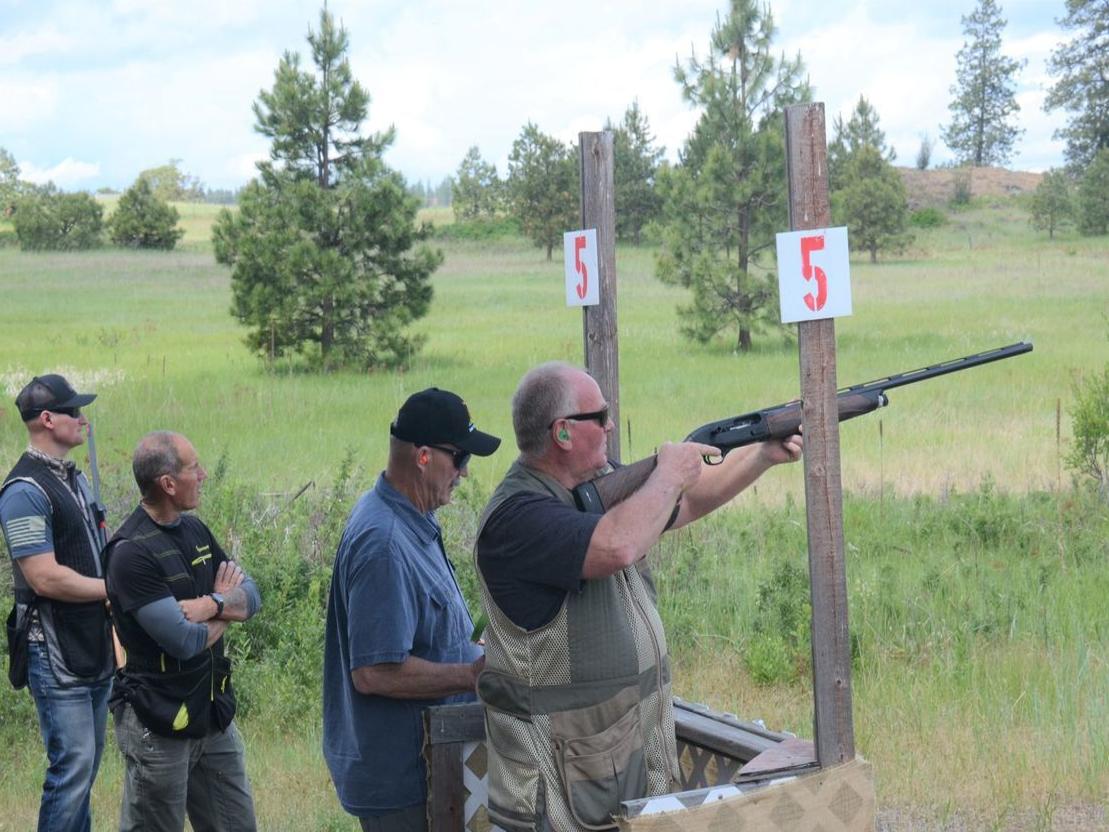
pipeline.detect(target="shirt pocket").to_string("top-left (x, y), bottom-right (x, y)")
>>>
top-left (423, 578), bottom-right (469, 658)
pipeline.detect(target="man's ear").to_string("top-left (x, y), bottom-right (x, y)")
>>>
top-left (158, 473), bottom-right (176, 497)
top-left (553, 422), bottom-right (571, 448)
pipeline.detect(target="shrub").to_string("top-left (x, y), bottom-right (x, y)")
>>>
top-left (910, 207), bottom-right (947, 228)
top-left (1066, 362), bottom-right (1109, 498)
top-left (950, 168), bottom-right (973, 207)
top-left (108, 177), bottom-right (184, 249)
top-left (13, 186), bottom-right (103, 250)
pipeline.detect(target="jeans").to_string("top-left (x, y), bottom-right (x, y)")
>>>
top-left (26, 640), bottom-right (111, 832)
top-left (359, 804), bottom-right (427, 832)
top-left (114, 703), bottom-right (257, 832)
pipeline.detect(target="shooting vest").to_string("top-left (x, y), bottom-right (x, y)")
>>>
top-left (1, 453), bottom-right (113, 686)
top-left (105, 507), bottom-right (236, 739)
top-left (474, 461), bottom-right (678, 832)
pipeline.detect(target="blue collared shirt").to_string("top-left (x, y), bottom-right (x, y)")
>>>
top-left (323, 473), bottom-right (482, 816)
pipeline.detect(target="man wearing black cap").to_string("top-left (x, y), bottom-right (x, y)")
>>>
top-left (1, 374), bottom-right (114, 832)
top-left (323, 388), bottom-right (500, 832)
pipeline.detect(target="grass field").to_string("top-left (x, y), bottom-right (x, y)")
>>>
top-left (0, 198), bottom-right (1106, 830)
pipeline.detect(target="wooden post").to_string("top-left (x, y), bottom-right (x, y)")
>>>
top-left (579, 130), bottom-right (621, 463)
top-left (783, 103), bottom-right (855, 765)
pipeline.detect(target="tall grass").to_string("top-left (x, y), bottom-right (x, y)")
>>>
top-left (0, 198), bottom-right (1106, 828)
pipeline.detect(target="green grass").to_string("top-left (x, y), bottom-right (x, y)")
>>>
top-left (0, 198), bottom-right (1106, 829)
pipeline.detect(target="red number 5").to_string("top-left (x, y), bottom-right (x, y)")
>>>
top-left (574, 235), bottom-right (588, 299)
top-left (800, 234), bottom-right (827, 312)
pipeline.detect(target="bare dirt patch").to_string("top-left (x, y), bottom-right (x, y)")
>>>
top-left (898, 166), bottom-right (1043, 209)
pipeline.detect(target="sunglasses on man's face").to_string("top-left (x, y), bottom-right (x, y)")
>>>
top-left (426, 445), bottom-right (471, 471)
top-left (45, 407), bottom-right (81, 418)
top-left (550, 406), bottom-right (609, 429)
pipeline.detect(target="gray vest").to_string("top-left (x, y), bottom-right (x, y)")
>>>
top-left (474, 461), bottom-right (678, 832)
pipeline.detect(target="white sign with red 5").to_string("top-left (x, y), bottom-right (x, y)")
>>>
top-left (564, 229), bottom-right (599, 307)
top-left (775, 226), bottom-right (852, 323)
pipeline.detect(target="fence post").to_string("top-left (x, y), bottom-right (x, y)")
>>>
top-left (784, 102), bottom-right (855, 765)
top-left (579, 130), bottom-right (621, 462)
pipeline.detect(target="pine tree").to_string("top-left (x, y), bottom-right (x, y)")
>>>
top-left (1077, 148), bottom-right (1109, 235)
top-left (213, 8), bottom-right (440, 368)
top-left (942, 0), bottom-right (1025, 167)
top-left (828, 95), bottom-right (895, 189)
top-left (452, 146), bottom-right (502, 221)
top-left (608, 101), bottom-right (664, 245)
top-left (837, 146), bottom-right (913, 263)
top-left (1028, 169), bottom-right (1075, 239)
top-left (109, 177), bottom-right (185, 249)
top-left (656, 0), bottom-right (808, 352)
top-left (0, 148), bottom-right (23, 217)
top-left (507, 122), bottom-right (577, 260)
top-left (1045, 0), bottom-right (1109, 171)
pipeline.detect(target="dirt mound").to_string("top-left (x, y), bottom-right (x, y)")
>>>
top-left (897, 166), bottom-right (1042, 209)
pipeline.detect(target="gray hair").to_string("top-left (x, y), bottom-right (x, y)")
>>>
top-left (512, 362), bottom-right (577, 458)
top-left (133, 431), bottom-right (183, 499)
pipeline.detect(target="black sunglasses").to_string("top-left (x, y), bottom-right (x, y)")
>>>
top-left (425, 444), bottom-right (471, 470)
top-left (44, 407), bottom-right (82, 418)
top-left (549, 406), bottom-right (609, 429)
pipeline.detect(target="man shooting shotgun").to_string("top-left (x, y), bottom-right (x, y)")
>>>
top-left (572, 342), bottom-right (1033, 514)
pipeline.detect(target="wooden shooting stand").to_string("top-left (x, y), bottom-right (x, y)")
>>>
top-left (424, 109), bottom-right (875, 831)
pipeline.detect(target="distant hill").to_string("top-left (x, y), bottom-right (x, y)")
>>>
top-left (897, 166), bottom-right (1043, 209)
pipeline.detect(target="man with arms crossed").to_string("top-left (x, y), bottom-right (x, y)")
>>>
top-left (105, 431), bottom-right (261, 832)
top-left (475, 362), bottom-right (803, 831)
top-left (324, 388), bottom-right (500, 832)
top-left (1, 374), bottom-right (114, 832)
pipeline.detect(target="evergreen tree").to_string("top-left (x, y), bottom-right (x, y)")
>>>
top-left (657, 0), bottom-right (808, 351)
top-left (137, 160), bottom-right (203, 202)
top-left (1029, 169), bottom-right (1075, 239)
top-left (608, 101), bottom-right (664, 245)
top-left (452, 146), bottom-right (502, 221)
top-left (916, 133), bottom-right (935, 170)
top-left (828, 95), bottom-right (895, 189)
top-left (213, 8), bottom-right (440, 368)
top-left (109, 177), bottom-right (185, 249)
top-left (837, 145), bottom-right (913, 263)
top-left (942, 0), bottom-right (1025, 167)
top-left (1077, 148), bottom-right (1109, 235)
top-left (507, 122), bottom-right (577, 260)
top-left (1045, 0), bottom-right (1109, 171)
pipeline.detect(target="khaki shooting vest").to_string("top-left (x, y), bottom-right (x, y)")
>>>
top-left (474, 461), bottom-right (678, 832)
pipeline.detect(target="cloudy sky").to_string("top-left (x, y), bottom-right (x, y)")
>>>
top-left (1, 0), bottom-right (1071, 192)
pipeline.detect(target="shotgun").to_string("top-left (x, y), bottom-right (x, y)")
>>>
top-left (572, 342), bottom-right (1033, 514)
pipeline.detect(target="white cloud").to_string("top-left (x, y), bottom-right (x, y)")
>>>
top-left (20, 158), bottom-right (101, 187)
top-left (0, 26), bottom-right (74, 65)
top-left (0, 78), bottom-right (60, 132)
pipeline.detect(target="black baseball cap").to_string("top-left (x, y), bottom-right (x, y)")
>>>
top-left (390, 388), bottom-right (501, 456)
top-left (15, 374), bottom-right (97, 421)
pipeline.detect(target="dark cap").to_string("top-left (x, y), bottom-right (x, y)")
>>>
top-left (390, 388), bottom-right (501, 457)
top-left (15, 374), bottom-right (97, 421)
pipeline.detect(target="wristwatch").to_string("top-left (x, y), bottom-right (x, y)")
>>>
top-left (210, 592), bottom-right (225, 618)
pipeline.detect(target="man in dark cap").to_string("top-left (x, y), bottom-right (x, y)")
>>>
top-left (1, 374), bottom-right (114, 832)
top-left (323, 388), bottom-right (501, 832)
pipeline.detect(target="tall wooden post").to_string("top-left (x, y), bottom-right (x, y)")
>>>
top-left (783, 103), bottom-right (855, 765)
top-left (579, 130), bottom-right (620, 462)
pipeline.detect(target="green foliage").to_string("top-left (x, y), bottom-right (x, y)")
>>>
top-left (950, 167), bottom-right (974, 207)
top-left (828, 95), bottom-right (895, 189)
top-left (506, 122), bottom-right (578, 260)
top-left (1045, 0), bottom-right (1109, 170)
top-left (1065, 328), bottom-right (1109, 496)
top-left (837, 145), bottom-right (913, 262)
top-left (12, 185), bottom-right (104, 251)
top-left (609, 100), bottom-right (664, 245)
top-left (910, 207), bottom-right (948, 228)
top-left (942, 0), bottom-right (1025, 167)
top-left (1077, 148), bottom-right (1109, 236)
top-left (656, 0), bottom-right (808, 352)
top-left (746, 559), bottom-right (811, 683)
top-left (434, 215), bottom-right (520, 241)
top-left (0, 147), bottom-right (25, 216)
top-left (916, 133), bottom-right (935, 170)
top-left (1028, 168), bottom-right (1075, 239)
top-left (451, 146), bottom-right (503, 222)
top-left (213, 7), bottom-right (441, 369)
top-left (108, 177), bottom-right (184, 249)
top-left (137, 160), bottom-right (203, 203)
